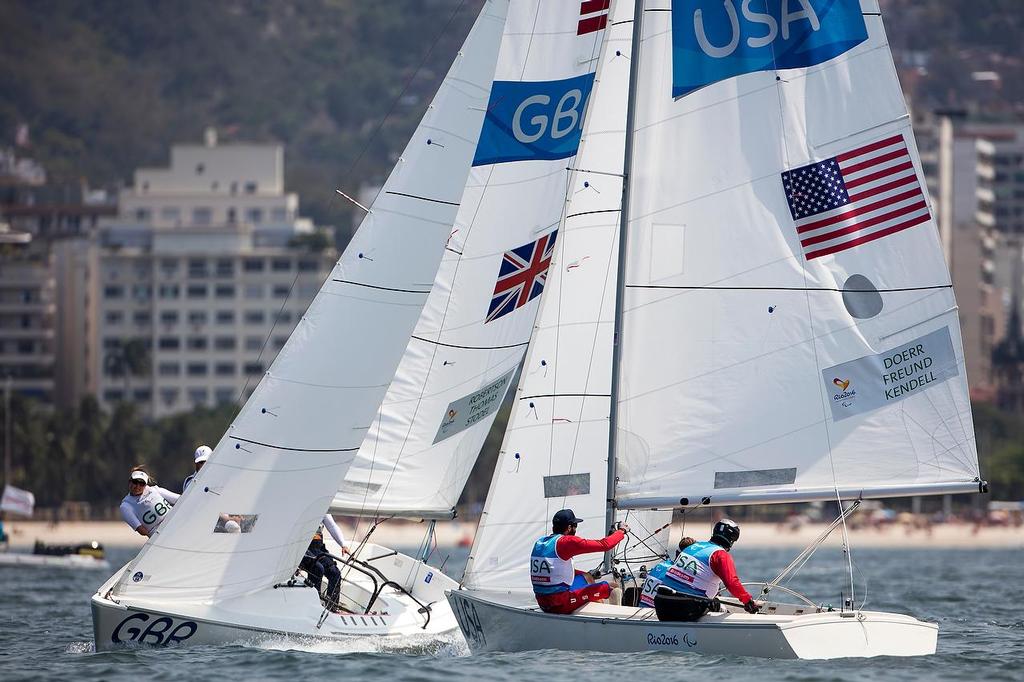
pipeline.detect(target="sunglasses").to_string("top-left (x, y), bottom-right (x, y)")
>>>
top-left (129, 479), bottom-right (146, 485)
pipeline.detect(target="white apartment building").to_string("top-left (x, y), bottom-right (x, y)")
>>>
top-left (93, 133), bottom-right (336, 417)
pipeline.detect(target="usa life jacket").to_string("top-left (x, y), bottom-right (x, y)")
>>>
top-left (530, 534), bottom-right (575, 595)
top-left (660, 540), bottom-right (724, 599)
top-left (639, 559), bottom-right (672, 607)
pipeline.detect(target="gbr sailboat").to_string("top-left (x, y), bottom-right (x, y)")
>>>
top-left (448, 0), bottom-right (986, 659)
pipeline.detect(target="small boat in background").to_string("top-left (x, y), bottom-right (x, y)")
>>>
top-left (0, 540), bottom-right (111, 570)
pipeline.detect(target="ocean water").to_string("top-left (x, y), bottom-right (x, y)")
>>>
top-left (1, 545), bottom-right (1020, 681)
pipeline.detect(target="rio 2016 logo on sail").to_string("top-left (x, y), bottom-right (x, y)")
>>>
top-left (111, 612), bottom-right (198, 646)
top-left (473, 73), bottom-right (595, 166)
top-left (671, 0), bottom-right (869, 97)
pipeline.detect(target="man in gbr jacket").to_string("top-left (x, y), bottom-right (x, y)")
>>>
top-left (645, 519), bottom-right (760, 616)
top-left (530, 509), bottom-right (628, 614)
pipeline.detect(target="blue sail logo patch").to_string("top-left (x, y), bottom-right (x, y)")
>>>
top-left (671, 0), bottom-right (869, 98)
top-left (473, 73), bottom-right (595, 166)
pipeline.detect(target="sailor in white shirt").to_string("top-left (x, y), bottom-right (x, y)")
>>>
top-left (120, 470), bottom-right (180, 537)
top-left (182, 445), bottom-right (212, 492)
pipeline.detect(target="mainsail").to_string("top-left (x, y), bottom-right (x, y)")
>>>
top-left (614, 0), bottom-right (982, 509)
top-left (112, 2), bottom-right (509, 603)
top-left (330, 2), bottom-right (612, 520)
top-left (464, 1), bottom-right (670, 595)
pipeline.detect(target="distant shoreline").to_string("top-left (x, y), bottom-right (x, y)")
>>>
top-left (4, 519), bottom-right (1022, 550)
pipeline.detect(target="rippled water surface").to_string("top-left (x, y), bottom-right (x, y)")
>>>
top-left (1, 545), bottom-right (1020, 681)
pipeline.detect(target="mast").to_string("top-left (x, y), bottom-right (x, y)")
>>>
top-left (603, 0), bottom-right (644, 573)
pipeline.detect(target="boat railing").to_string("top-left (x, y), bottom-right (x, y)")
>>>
top-left (331, 552), bottom-right (432, 629)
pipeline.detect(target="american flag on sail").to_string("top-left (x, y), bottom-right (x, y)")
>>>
top-left (577, 0), bottom-right (610, 35)
top-left (486, 230), bottom-right (558, 324)
top-left (781, 134), bottom-right (931, 260)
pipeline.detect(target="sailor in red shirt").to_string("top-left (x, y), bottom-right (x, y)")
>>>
top-left (530, 509), bottom-right (628, 614)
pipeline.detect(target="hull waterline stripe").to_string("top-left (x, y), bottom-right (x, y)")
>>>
top-left (229, 436), bottom-right (360, 453)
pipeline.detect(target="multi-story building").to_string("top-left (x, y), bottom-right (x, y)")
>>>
top-left (0, 225), bottom-right (57, 404)
top-left (92, 132), bottom-right (336, 417)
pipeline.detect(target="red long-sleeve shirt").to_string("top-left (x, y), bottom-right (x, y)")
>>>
top-left (555, 530), bottom-right (625, 560)
top-left (709, 549), bottom-right (752, 603)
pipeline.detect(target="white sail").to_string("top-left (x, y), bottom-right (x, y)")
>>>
top-left (331, 2), bottom-right (611, 519)
top-left (464, 2), bottom-right (670, 594)
top-left (111, 2), bottom-right (509, 603)
top-left (614, 0), bottom-right (981, 510)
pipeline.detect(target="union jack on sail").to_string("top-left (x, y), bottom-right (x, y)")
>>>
top-left (486, 230), bottom-right (558, 324)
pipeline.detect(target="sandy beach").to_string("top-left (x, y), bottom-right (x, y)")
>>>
top-left (4, 518), bottom-right (1023, 551)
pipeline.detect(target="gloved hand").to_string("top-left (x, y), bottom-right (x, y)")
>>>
top-left (743, 599), bottom-right (760, 614)
top-left (612, 522), bottom-right (630, 535)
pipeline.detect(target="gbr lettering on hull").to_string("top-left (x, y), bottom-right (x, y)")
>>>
top-left (111, 612), bottom-right (198, 646)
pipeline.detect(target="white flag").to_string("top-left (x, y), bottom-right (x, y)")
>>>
top-left (1, 485), bottom-right (35, 517)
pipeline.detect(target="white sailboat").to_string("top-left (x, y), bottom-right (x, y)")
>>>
top-left (448, 0), bottom-right (986, 659)
top-left (92, 0), bottom-right (607, 650)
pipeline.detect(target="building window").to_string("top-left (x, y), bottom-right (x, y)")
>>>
top-left (214, 362), bottom-right (235, 376)
top-left (246, 208), bottom-right (263, 224)
top-left (158, 336), bottom-right (180, 350)
top-left (271, 208), bottom-right (287, 222)
top-left (104, 285), bottom-right (124, 299)
top-left (244, 284), bottom-right (263, 299)
top-left (276, 311), bottom-right (292, 324)
top-left (159, 284), bottom-right (180, 299)
top-left (133, 389), bottom-right (152, 402)
top-left (227, 207), bottom-right (237, 223)
top-left (133, 311), bottom-right (152, 325)
top-left (160, 311), bottom-right (179, 324)
top-left (132, 284), bottom-right (152, 301)
top-left (243, 258), bottom-right (264, 272)
top-left (243, 362), bottom-right (264, 375)
top-left (160, 207), bottom-right (181, 223)
top-left (244, 310), bottom-right (265, 324)
top-left (104, 389), bottom-right (125, 402)
top-left (186, 362), bottom-right (208, 376)
top-left (135, 208), bottom-right (152, 222)
top-left (192, 207), bottom-right (212, 225)
top-left (214, 388), bottom-right (236, 405)
top-left (273, 336), bottom-right (287, 350)
top-left (103, 338), bottom-right (122, 351)
top-left (188, 388), bottom-right (209, 405)
top-left (187, 336), bottom-right (208, 350)
top-left (188, 259), bottom-right (208, 278)
top-left (214, 336), bottom-right (236, 351)
top-left (158, 362), bottom-right (180, 376)
top-left (216, 310), bottom-right (235, 325)
top-left (105, 311), bottom-right (124, 325)
top-left (272, 285), bottom-right (290, 298)
top-left (271, 258), bottom-right (291, 272)
top-left (214, 284), bottom-right (236, 299)
top-left (187, 284), bottom-right (208, 299)
top-left (215, 259), bottom-right (234, 277)
top-left (160, 388), bottom-right (179, 407)
top-left (244, 181), bottom-right (258, 194)
top-left (298, 259), bottom-right (318, 272)
top-left (245, 336), bottom-right (263, 351)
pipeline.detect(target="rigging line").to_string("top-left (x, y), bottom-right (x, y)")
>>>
top-left (341, 0), bottom-right (470, 194)
top-left (625, 284), bottom-right (952, 293)
top-left (228, 436), bottom-right (359, 453)
top-left (330, 278), bottom-right (431, 294)
top-left (233, 267), bottom-right (302, 409)
top-left (383, 190), bottom-right (460, 207)
top-left (409, 335), bottom-right (530, 350)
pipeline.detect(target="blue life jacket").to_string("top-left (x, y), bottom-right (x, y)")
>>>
top-left (659, 540), bottom-right (724, 599)
top-left (530, 534), bottom-right (575, 595)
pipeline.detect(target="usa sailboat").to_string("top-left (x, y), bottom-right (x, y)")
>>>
top-left (91, 0), bottom-right (610, 649)
top-left (448, 0), bottom-right (986, 659)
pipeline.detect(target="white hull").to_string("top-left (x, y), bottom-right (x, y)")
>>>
top-left (447, 590), bottom-right (938, 660)
top-left (0, 552), bottom-right (110, 570)
top-left (92, 543), bottom-right (459, 650)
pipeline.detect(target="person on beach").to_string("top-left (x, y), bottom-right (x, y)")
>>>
top-left (119, 468), bottom-right (180, 537)
top-left (182, 445), bottom-right (211, 492)
top-left (530, 508), bottom-right (628, 614)
top-left (652, 519), bottom-right (760, 620)
top-left (300, 515), bottom-right (349, 610)
top-left (638, 536), bottom-right (696, 607)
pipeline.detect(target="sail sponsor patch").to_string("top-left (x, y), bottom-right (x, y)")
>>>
top-left (671, 0), bottom-right (868, 98)
top-left (433, 367), bottom-right (516, 443)
top-left (472, 74), bottom-right (595, 166)
top-left (823, 327), bottom-right (959, 422)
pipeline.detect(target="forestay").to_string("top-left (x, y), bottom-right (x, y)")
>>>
top-left (465, 2), bottom-right (670, 594)
top-left (331, 1), bottom-right (611, 519)
top-left (614, 0), bottom-right (981, 510)
top-left (112, 2), bottom-right (508, 603)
